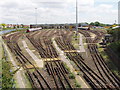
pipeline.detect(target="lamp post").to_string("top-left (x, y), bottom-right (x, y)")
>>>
top-left (115, 20), bottom-right (116, 25)
top-left (35, 8), bottom-right (37, 28)
top-left (75, 0), bottom-right (78, 40)
top-left (114, 20), bottom-right (118, 41)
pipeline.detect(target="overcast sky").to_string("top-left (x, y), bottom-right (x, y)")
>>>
top-left (0, 0), bottom-right (119, 24)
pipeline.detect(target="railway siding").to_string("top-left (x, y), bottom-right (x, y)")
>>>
top-left (2, 29), bottom-right (119, 89)
top-left (25, 30), bottom-right (78, 89)
top-left (79, 30), bottom-right (120, 88)
top-left (54, 30), bottom-right (120, 88)
top-left (0, 35), bottom-right (31, 88)
top-left (52, 38), bottom-right (89, 88)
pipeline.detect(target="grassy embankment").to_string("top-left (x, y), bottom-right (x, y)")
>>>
top-left (1, 45), bottom-right (15, 88)
top-left (0, 40), bottom-right (2, 88)
top-left (98, 27), bottom-right (120, 77)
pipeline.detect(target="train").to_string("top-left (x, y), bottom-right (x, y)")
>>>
top-left (78, 27), bottom-right (90, 30)
top-left (26, 27), bottom-right (42, 33)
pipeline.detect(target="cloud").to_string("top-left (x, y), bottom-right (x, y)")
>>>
top-left (0, 0), bottom-right (118, 24)
top-left (81, 4), bottom-right (118, 24)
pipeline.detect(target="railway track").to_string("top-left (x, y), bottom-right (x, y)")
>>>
top-left (26, 30), bottom-right (74, 89)
top-left (78, 30), bottom-right (120, 88)
top-left (55, 31), bottom-right (105, 88)
top-left (55, 37), bottom-right (107, 88)
top-left (2, 32), bottom-right (52, 89)
top-left (54, 30), bottom-right (120, 88)
top-left (3, 29), bottom-right (119, 89)
top-left (45, 60), bottom-right (72, 89)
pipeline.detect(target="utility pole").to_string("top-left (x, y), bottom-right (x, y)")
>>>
top-left (75, 0), bottom-right (78, 40)
top-left (35, 8), bottom-right (37, 28)
top-left (115, 20), bottom-right (117, 41)
top-left (115, 20), bottom-right (116, 25)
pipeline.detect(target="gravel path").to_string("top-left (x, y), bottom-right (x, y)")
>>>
top-left (79, 33), bottom-right (85, 52)
top-left (22, 40), bottom-right (44, 68)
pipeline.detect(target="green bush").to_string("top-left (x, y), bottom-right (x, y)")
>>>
top-left (75, 83), bottom-right (81, 88)
top-left (2, 58), bottom-right (14, 88)
top-left (107, 28), bottom-right (120, 41)
top-left (63, 63), bottom-right (70, 72)
top-left (108, 41), bottom-right (120, 57)
top-left (74, 80), bottom-right (81, 88)
top-left (69, 73), bottom-right (75, 79)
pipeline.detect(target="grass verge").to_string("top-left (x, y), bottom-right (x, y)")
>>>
top-left (98, 47), bottom-right (120, 77)
top-left (2, 46), bottom-right (15, 89)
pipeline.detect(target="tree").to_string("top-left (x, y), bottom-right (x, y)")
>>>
top-left (90, 22), bottom-right (94, 26)
top-left (78, 23), bottom-right (81, 27)
top-left (1, 23), bottom-right (6, 28)
top-left (100, 23), bottom-right (105, 27)
top-left (94, 21), bottom-right (100, 26)
top-left (85, 22), bottom-right (89, 25)
top-left (21, 24), bottom-right (24, 28)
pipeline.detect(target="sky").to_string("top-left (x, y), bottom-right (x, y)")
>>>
top-left (0, 0), bottom-right (119, 24)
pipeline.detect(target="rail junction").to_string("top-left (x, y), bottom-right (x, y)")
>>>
top-left (2, 29), bottom-right (120, 89)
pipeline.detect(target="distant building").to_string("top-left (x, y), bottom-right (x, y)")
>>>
top-left (118, 1), bottom-right (120, 24)
top-left (0, 25), bottom-right (2, 30)
top-left (23, 25), bottom-right (30, 28)
top-left (6, 24), bottom-right (14, 28)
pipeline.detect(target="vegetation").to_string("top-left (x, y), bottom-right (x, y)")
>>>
top-left (1, 23), bottom-right (6, 28)
top-left (0, 23), bottom-right (29, 31)
top-left (107, 27), bottom-right (120, 57)
top-left (63, 63), bottom-right (70, 72)
top-left (2, 55), bottom-right (14, 88)
top-left (4, 28), bottom-right (27, 35)
top-left (72, 33), bottom-right (79, 49)
top-left (98, 47), bottom-right (119, 76)
top-left (74, 80), bottom-right (81, 88)
top-left (107, 27), bottom-right (120, 41)
top-left (1, 45), bottom-right (15, 89)
top-left (2, 28), bottom-right (14, 30)
top-left (100, 27), bottom-right (120, 77)
top-left (69, 72), bottom-right (75, 79)
top-left (89, 21), bottom-right (106, 27)
top-left (107, 41), bottom-right (120, 57)
top-left (0, 46), bottom-right (2, 89)
top-left (16, 28), bottom-right (27, 32)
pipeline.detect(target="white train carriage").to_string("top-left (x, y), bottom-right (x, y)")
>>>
top-left (26, 27), bottom-right (42, 33)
